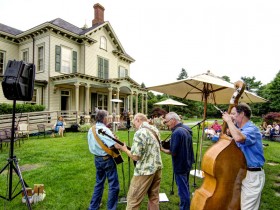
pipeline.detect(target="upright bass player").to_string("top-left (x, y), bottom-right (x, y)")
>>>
top-left (222, 103), bottom-right (265, 210)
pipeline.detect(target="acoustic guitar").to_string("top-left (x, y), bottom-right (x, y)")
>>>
top-left (98, 129), bottom-right (136, 166)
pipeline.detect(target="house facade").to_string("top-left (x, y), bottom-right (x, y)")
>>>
top-left (0, 3), bottom-right (148, 122)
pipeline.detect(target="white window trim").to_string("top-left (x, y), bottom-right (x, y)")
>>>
top-left (37, 43), bottom-right (45, 72)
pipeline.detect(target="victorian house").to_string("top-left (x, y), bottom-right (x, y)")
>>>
top-left (0, 3), bottom-right (148, 122)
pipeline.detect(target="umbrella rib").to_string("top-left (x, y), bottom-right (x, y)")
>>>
top-left (183, 81), bottom-right (203, 99)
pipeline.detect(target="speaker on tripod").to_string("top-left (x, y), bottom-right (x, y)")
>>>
top-left (0, 60), bottom-right (35, 210)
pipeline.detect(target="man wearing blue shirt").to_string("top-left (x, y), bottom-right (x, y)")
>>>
top-left (222, 103), bottom-right (265, 210)
top-left (161, 112), bottom-right (194, 210)
top-left (87, 110), bottom-right (122, 210)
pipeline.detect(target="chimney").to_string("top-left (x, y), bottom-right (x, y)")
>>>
top-left (92, 3), bottom-right (105, 26)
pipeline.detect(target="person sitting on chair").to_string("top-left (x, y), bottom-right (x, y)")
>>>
top-left (52, 116), bottom-right (65, 137)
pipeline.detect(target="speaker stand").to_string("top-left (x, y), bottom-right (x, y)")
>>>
top-left (0, 100), bottom-right (32, 210)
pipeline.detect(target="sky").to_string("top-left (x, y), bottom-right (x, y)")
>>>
top-left (1, 0), bottom-right (280, 87)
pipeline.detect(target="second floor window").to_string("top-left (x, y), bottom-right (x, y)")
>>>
top-left (119, 66), bottom-right (128, 78)
top-left (0, 51), bottom-right (5, 75)
top-left (38, 46), bottom-right (44, 71)
top-left (55, 45), bottom-right (77, 73)
top-left (61, 47), bottom-right (71, 74)
top-left (98, 57), bottom-right (109, 79)
top-left (22, 50), bottom-right (29, 62)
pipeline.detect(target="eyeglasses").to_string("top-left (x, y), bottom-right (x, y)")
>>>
top-left (164, 118), bottom-right (173, 124)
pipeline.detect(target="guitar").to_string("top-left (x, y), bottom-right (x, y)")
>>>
top-left (98, 129), bottom-right (136, 166)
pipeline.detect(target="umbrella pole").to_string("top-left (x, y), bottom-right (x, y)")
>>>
top-left (197, 97), bottom-right (207, 171)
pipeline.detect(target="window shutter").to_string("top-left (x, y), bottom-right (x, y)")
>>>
top-left (55, 45), bottom-right (61, 72)
top-left (72, 51), bottom-right (77, 73)
top-left (98, 57), bottom-right (102, 78)
top-left (118, 66), bottom-right (120, 78)
top-left (125, 69), bottom-right (128, 77)
top-left (104, 59), bottom-right (109, 79)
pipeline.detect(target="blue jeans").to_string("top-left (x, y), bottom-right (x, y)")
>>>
top-left (88, 157), bottom-right (119, 210)
top-left (175, 172), bottom-right (190, 210)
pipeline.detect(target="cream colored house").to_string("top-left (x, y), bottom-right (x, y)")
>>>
top-left (0, 3), bottom-right (148, 121)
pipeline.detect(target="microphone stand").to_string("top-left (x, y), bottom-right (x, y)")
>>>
top-left (190, 118), bottom-right (206, 188)
top-left (126, 117), bottom-right (131, 189)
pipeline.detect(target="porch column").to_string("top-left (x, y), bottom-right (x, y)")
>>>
top-left (130, 93), bottom-right (133, 115)
top-left (116, 88), bottom-right (120, 122)
top-left (75, 83), bottom-right (80, 112)
top-left (108, 87), bottom-right (113, 114)
top-left (141, 93), bottom-right (144, 113)
top-left (85, 84), bottom-right (90, 115)
top-left (145, 94), bottom-right (148, 115)
top-left (135, 92), bottom-right (138, 114)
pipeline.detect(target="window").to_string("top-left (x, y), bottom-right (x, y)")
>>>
top-left (31, 89), bottom-right (37, 104)
top-left (26, 89), bottom-right (37, 104)
top-left (22, 50), bottom-right (29, 62)
top-left (98, 57), bottom-right (109, 79)
top-left (61, 47), bottom-right (71, 74)
top-left (100, 36), bottom-right (107, 50)
top-left (97, 94), bottom-right (108, 110)
top-left (118, 66), bottom-right (128, 78)
top-left (38, 46), bottom-right (44, 71)
top-left (0, 51), bottom-right (5, 75)
top-left (55, 45), bottom-right (77, 73)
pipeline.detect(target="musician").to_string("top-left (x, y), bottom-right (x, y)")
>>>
top-left (87, 110), bottom-right (123, 210)
top-left (222, 103), bottom-right (265, 210)
top-left (161, 112), bottom-right (194, 210)
top-left (119, 113), bottom-right (163, 210)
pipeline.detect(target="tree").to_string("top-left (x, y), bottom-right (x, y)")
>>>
top-left (241, 76), bottom-right (262, 91)
top-left (177, 68), bottom-right (188, 80)
top-left (264, 71), bottom-right (280, 111)
top-left (221, 76), bottom-right (230, 82)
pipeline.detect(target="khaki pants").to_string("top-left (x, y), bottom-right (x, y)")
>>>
top-left (126, 169), bottom-right (162, 210)
top-left (241, 170), bottom-right (265, 210)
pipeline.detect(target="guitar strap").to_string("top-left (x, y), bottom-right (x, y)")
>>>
top-left (143, 126), bottom-right (161, 146)
top-left (92, 126), bottom-right (119, 158)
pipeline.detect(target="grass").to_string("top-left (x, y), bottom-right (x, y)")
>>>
top-left (0, 124), bottom-right (280, 209)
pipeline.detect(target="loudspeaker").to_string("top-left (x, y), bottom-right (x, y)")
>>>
top-left (2, 60), bottom-right (35, 101)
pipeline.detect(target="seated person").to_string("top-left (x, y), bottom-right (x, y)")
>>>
top-left (270, 122), bottom-right (280, 140)
top-left (262, 124), bottom-right (272, 138)
top-left (211, 120), bottom-right (222, 133)
top-left (205, 126), bottom-right (216, 139)
top-left (52, 116), bottom-right (66, 137)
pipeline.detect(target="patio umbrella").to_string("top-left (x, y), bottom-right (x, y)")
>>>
top-left (149, 70), bottom-right (267, 119)
top-left (154, 98), bottom-right (187, 112)
top-left (148, 70), bottom-right (267, 177)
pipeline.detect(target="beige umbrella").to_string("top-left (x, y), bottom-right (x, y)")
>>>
top-left (149, 70), bottom-right (267, 121)
top-left (154, 98), bottom-right (187, 112)
top-left (148, 70), bottom-right (267, 177)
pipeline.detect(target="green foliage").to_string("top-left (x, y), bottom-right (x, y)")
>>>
top-left (241, 76), bottom-right (262, 91)
top-left (78, 124), bottom-right (92, 132)
top-left (0, 103), bottom-right (45, 114)
top-left (177, 68), bottom-right (188, 80)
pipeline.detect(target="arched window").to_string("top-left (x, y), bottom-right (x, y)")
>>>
top-left (100, 36), bottom-right (107, 50)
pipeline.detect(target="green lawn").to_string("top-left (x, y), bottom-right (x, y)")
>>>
top-left (0, 127), bottom-right (279, 209)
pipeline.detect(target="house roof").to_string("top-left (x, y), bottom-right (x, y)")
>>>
top-left (0, 18), bottom-right (134, 62)
top-left (0, 23), bottom-right (22, 35)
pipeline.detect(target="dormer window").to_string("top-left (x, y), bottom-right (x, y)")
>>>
top-left (100, 36), bottom-right (107, 50)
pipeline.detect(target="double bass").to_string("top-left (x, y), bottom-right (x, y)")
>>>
top-left (191, 81), bottom-right (247, 210)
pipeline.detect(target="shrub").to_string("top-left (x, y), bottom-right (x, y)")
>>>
top-left (0, 103), bottom-right (45, 114)
top-left (263, 112), bottom-right (280, 125)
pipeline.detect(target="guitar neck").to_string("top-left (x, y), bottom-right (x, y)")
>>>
top-left (102, 132), bottom-right (131, 150)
